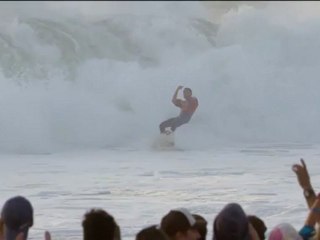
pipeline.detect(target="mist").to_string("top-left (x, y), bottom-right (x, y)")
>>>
top-left (1, 1), bottom-right (320, 153)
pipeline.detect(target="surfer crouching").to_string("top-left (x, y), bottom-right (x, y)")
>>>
top-left (159, 86), bottom-right (198, 135)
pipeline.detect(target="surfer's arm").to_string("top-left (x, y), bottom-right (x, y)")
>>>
top-left (172, 86), bottom-right (183, 107)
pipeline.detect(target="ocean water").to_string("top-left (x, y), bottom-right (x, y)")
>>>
top-left (1, 1), bottom-right (320, 239)
top-left (1, 144), bottom-right (320, 240)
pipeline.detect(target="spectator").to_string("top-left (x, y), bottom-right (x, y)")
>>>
top-left (248, 215), bottom-right (267, 240)
top-left (160, 208), bottom-right (200, 240)
top-left (1, 196), bottom-right (33, 240)
top-left (82, 209), bottom-right (120, 240)
top-left (136, 225), bottom-right (169, 240)
top-left (213, 203), bottom-right (259, 240)
top-left (192, 214), bottom-right (207, 240)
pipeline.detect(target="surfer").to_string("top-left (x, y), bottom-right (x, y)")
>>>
top-left (159, 86), bottom-right (198, 135)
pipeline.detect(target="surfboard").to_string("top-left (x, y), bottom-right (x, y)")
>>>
top-left (152, 131), bottom-right (175, 150)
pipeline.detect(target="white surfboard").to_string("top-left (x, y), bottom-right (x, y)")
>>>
top-left (152, 132), bottom-right (175, 150)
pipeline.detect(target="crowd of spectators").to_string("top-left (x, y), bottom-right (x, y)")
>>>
top-left (0, 159), bottom-right (318, 240)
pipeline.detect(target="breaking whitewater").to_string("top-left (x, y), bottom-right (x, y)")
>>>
top-left (1, 1), bottom-right (320, 240)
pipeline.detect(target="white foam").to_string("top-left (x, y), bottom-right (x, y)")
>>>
top-left (0, 2), bottom-right (320, 153)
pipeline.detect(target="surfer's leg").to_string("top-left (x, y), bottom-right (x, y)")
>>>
top-left (159, 118), bottom-right (177, 133)
top-left (171, 115), bottom-right (191, 132)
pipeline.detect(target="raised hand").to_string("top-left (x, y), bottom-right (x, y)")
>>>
top-left (45, 231), bottom-right (52, 240)
top-left (177, 86), bottom-right (183, 90)
top-left (292, 158), bottom-right (312, 190)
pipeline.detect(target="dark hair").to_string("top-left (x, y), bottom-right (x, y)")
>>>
top-left (184, 88), bottom-right (192, 94)
top-left (136, 225), bottom-right (169, 240)
top-left (213, 203), bottom-right (249, 240)
top-left (160, 211), bottom-right (192, 238)
top-left (82, 209), bottom-right (118, 240)
top-left (114, 223), bottom-right (121, 240)
top-left (1, 196), bottom-right (34, 240)
top-left (192, 214), bottom-right (207, 240)
top-left (247, 215), bottom-right (267, 240)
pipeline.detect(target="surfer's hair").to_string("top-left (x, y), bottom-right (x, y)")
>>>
top-left (184, 88), bottom-right (192, 94)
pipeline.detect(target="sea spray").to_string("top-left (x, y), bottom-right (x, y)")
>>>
top-left (0, 2), bottom-right (320, 153)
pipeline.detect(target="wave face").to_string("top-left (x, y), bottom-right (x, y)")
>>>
top-left (1, 2), bottom-right (320, 153)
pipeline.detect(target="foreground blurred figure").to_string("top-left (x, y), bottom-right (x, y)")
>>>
top-left (136, 225), bottom-right (169, 240)
top-left (1, 196), bottom-right (33, 240)
top-left (160, 208), bottom-right (200, 240)
top-left (192, 214), bottom-right (207, 240)
top-left (82, 209), bottom-right (121, 240)
top-left (213, 203), bottom-right (260, 240)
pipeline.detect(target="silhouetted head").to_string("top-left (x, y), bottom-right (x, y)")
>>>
top-left (247, 215), bottom-right (267, 240)
top-left (136, 225), bottom-right (169, 240)
top-left (192, 214), bottom-right (207, 240)
top-left (183, 88), bottom-right (192, 99)
top-left (160, 208), bottom-right (200, 240)
top-left (213, 203), bottom-right (250, 240)
top-left (1, 196), bottom-right (33, 240)
top-left (114, 223), bottom-right (121, 240)
top-left (82, 209), bottom-right (119, 240)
